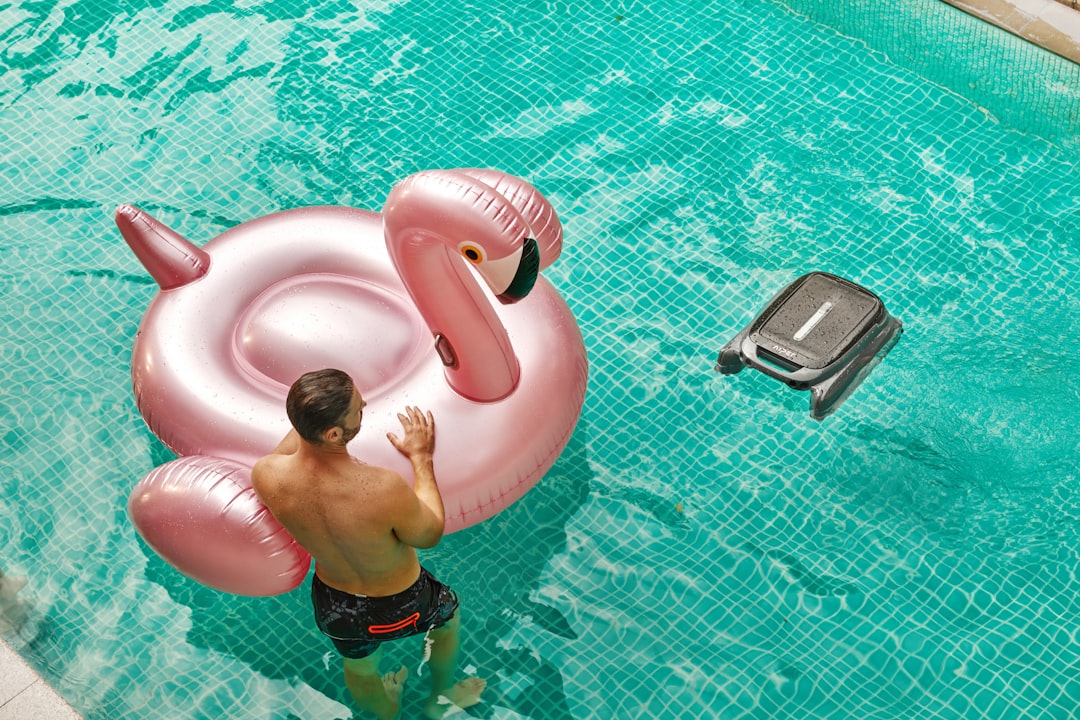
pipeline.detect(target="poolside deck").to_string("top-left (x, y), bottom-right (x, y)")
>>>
top-left (0, 641), bottom-right (81, 719)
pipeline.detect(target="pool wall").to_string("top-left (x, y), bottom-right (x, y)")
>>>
top-left (777, 0), bottom-right (1079, 153)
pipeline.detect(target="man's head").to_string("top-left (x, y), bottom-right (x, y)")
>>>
top-left (286, 368), bottom-right (364, 446)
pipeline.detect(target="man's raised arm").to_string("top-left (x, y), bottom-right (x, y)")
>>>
top-left (386, 406), bottom-right (445, 548)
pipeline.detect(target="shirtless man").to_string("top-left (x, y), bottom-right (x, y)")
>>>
top-left (252, 368), bottom-right (485, 719)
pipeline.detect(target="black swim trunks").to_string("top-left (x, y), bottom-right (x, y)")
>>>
top-left (311, 567), bottom-right (459, 659)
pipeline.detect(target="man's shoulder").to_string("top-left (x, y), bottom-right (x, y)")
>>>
top-left (252, 452), bottom-right (287, 475)
top-left (251, 453), bottom-right (295, 494)
top-left (356, 461), bottom-right (408, 485)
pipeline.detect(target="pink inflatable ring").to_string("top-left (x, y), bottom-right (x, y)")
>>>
top-left (119, 169), bottom-right (588, 596)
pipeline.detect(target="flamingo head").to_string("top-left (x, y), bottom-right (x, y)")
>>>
top-left (456, 234), bottom-right (540, 303)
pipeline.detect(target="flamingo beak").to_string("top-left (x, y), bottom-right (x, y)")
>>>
top-left (497, 237), bottom-right (539, 302)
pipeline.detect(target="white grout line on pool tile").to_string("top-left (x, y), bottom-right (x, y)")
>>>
top-left (0, 638), bottom-right (82, 720)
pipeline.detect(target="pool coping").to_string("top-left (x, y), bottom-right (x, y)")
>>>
top-left (944, 0), bottom-right (1080, 64)
top-left (0, 639), bottom-right (82, 719)
top-left (0, 0), bottom-right (1075, 718)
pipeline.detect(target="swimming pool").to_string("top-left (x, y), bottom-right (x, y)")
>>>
top-left (1, 0), bottom-right (1078, 717)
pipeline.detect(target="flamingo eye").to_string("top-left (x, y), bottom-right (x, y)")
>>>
top-left (460, 244), bottom-right (484, 264)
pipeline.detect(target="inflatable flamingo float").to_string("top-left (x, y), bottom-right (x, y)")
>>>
top-left (118, 169), bottom-right (588, 596)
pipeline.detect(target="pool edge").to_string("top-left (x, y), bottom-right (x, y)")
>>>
top-left (0, 637), bottom-right (83, 719)
top-left (943, 0), bottom-right (1080, 64)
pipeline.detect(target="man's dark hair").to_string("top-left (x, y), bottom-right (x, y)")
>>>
top-left (286, 369), bottom-right (355, 443)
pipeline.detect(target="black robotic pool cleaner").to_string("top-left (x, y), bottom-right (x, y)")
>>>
top-left (715, 272), bottom-right (902, 420)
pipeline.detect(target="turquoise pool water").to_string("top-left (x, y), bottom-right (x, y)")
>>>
top-left (2, 0), bottom-right (1079, 718)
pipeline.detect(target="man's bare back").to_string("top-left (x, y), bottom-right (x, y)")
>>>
top-left (254, 391), bottom-right (445, 595)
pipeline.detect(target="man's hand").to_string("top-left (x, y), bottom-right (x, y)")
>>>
top-left (386, 406), bottom-right (435, 460)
